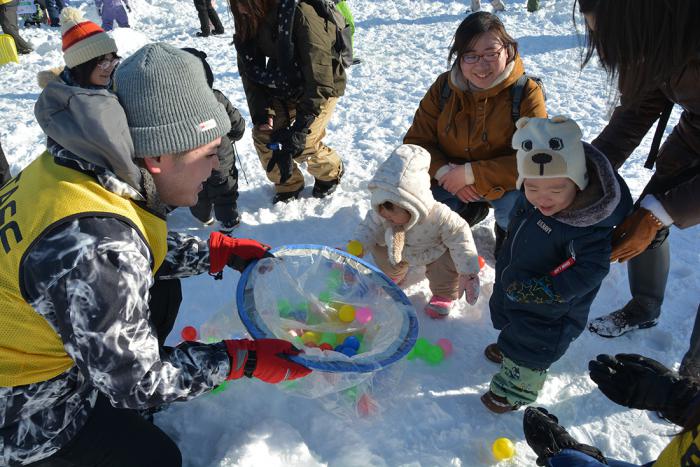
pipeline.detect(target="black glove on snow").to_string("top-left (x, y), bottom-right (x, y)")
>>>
top-left (523, 407), bottom-right (608, 466)
top-left (589, 353), bottom-right (700, 426)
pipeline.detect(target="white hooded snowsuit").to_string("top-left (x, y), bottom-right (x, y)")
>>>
top-left (354, 145), bottom-right (480, 299)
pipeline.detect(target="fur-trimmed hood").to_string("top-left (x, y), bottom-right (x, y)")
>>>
top-left (368, 144), bottom-right (435, 231)
top-left (552, 142), bottom-right (631, 228)
top-left (37, 67), bottom-right (64, 89)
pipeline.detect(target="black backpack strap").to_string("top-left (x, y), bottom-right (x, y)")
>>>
top-left (509, 74), bottom-right (529, 123)
top-left (510, 74), bottom-right (546, 124)
top-left (644, 101), bottom-right (674, 169)
top-left (438, 77), bottom-right (451, 112)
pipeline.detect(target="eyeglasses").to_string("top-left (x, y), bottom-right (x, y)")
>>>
top-left (460, 46), bottom-right (505, 65)
top-left (96, 56), bottom-right (120, 71)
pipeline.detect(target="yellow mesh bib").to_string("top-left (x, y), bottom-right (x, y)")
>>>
top-left (653, 427), bottom-right (700, 467)
top-left (0, 152), bottom-right (167, 386)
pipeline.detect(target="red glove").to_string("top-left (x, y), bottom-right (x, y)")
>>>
top-left (224, 339), bottom-right (311, 383)
top-left (209, 231), bottom-right (271, 274)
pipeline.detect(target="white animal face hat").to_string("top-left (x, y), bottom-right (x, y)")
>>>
top-left (513, 115), bottom-right (588, 190)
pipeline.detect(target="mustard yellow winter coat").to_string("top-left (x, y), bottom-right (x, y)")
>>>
top-left (404, 55), bottom-right (546, 201)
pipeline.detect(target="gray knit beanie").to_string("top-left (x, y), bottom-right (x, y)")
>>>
top-left (114, 43), bottom-right (231, 158)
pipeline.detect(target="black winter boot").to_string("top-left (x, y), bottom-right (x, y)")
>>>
top-left (312, 163), bottom-right (344, 199)
top-left (272, 186), bottom-right (303, 204)
top-left (218, 211), bottom-right (240, 234)
top-left (523, 407), bottom-right (608, 466)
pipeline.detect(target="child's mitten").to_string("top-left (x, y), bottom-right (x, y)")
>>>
top-left (459, 273), bottom-right (479, 305)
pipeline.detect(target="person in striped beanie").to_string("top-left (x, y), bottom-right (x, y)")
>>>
top-left (37, 7), bottom-right (119, 89)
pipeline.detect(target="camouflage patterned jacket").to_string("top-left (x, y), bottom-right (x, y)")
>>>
top-left (0, 84), bottom-right (231, 466)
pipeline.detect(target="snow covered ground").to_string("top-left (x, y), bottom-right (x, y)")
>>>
top-left (1, 0), bottom-right (698, 465)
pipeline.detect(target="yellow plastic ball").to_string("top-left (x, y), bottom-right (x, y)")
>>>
top-left (491, 437), bottom-right (515, 461)
top-left (338, 304), bottom-right (356, 323)
top-left (347, 240), bottom-right (363, 257)
top-left (300, 331), bottom-right (320, 345)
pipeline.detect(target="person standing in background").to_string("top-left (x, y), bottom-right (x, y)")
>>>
top-left (228, 0), bottom-right (346, 204)
top-left (193, 0), bottom-right (224, 37)
top-left (0, 0), bottom-right (33, 53)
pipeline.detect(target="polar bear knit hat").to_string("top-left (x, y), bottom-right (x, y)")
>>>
top-left (513, 115), bottom-right (588, 190)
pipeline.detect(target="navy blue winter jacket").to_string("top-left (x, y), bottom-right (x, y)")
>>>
top-left (489, 143), bottom-right (633, 370)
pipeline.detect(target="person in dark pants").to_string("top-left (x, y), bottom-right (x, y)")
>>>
top-left (44, 0), bottom-right (63, 25)
top-left (575, 1), bottom-right (700, 339)
top-left (0, 139), bottom-right (11, 185)
top-left (193, 0), bottom-right (223, 37)
top-left (0, 0), bottom-right (33, 53)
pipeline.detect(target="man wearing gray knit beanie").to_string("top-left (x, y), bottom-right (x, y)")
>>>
top-left (2, 42), bottom-right (310, 466)
top-left (115, 42), bottom-right (232, 207)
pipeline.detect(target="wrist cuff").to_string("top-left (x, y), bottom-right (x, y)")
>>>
top-left (435, 164), bottom-right (451, 181)
top-left (463, 163), bottom-right (475, 185)
top-left (243, 350), bottom-right (257, 378)
top-left (640, 195), bottom-right (673, 226)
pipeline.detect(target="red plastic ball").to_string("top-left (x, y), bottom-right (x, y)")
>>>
top-left (180, 326), bottom-right (198, 342)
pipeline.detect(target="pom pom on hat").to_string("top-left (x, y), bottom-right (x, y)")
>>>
top-left (60, 7), bottom-right (117, 69)
top-left (513, 116), bottom-right (588, 190)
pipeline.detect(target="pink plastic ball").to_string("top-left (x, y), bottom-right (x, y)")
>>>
top-left (355, 307), bottom-right (373, 324)
top-left (436, 338), bottom-right (453, 357)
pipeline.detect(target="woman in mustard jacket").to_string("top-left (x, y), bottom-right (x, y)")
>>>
top-left (404, 12), bottom-right (546, 250)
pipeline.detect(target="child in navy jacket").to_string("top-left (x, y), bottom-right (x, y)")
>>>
top-left (481, 116), bottom-right (633, 413)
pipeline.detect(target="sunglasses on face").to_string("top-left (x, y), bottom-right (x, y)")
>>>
top-left (460, 46), bottom-right (505, 65)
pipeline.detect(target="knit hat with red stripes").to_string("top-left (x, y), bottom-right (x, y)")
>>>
top-left (60, 7), bottom-right (117, 69)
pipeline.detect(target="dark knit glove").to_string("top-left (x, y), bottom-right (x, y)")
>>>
top-left (523, 407), bottom-right (608, 466)
top-left (589, 354), bottom-right (700, 426)
top-left (209, 231), bottom-right (271, 275)
top-left (270, 126), bottom-right (309, 160)
top-left (266, 147), bottom-right (294, 184)
top-left (506, 276), bottom-right (563, 304)
top-left (224, 339), bottom-right (311, 383)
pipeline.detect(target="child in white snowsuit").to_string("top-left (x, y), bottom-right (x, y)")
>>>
top-left (351, 144), bottom-right (481, 318)
top-left (481, 116), bottom-right (632, 413)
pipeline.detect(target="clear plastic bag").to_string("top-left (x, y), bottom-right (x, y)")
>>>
top-left (237, 245), bottom-right (418, 398)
